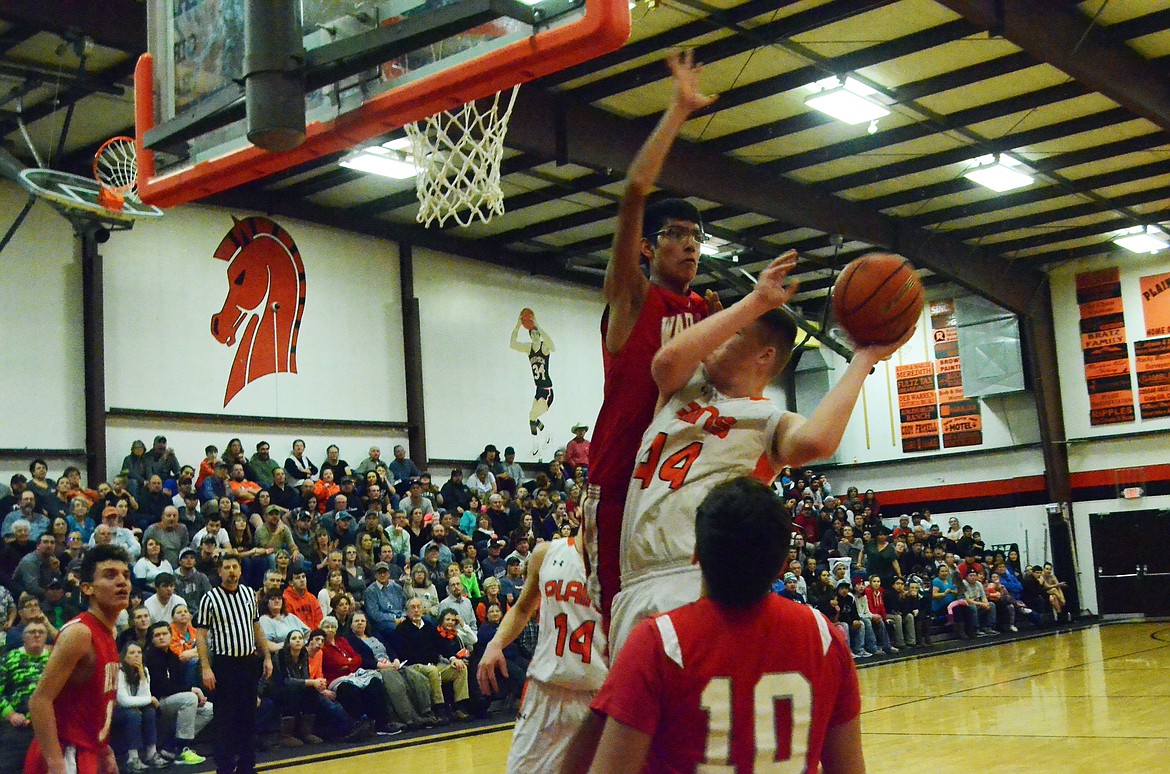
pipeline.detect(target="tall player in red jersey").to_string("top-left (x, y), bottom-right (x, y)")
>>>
top-left (27, 544), bottom-right (132, 774)
top-left (591, 478), bottom-right (866, 773)
top-left (584, 48), bottom-right (720, 626)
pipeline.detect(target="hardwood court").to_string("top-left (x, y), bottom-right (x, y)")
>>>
top-left (266, 622), bottom-right (1170, 773)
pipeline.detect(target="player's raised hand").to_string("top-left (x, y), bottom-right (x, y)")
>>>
top-left (751, 250), bottom-right (799, 310)
top-left (666, 49), bottom-right (717, 115)
top-left (853, 320), bottom-right (917, 365)
top-left (704, 288), bottom-right (723, 314)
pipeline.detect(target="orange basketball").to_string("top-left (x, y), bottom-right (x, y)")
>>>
top-left (831, 253), bottom-right (923, 346)
top-left (519, 308), bottom-right (535, 330)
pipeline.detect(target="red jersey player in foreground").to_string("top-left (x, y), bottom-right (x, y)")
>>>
top-left (477, 535), bottom-right (607, 773)
top-left (591, 478), bottom-right (866, 773)
top-left (584, 48), bottom-right (719, 628)
top-left (27, 544), bottom-right (133, 774)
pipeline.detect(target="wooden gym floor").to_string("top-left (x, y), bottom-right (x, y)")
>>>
top-left (263, 622), bottom-right (1170, 773)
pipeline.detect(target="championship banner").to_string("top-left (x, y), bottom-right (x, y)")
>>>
top-left (930, 299), bottom-right (982, 448)
top-left (1076, 267), bottom-right (1135, 426)
top-left (1134, 337), bottom-right (1170, 420)
top-left (1140, 272), bottom-right (1170, 338)
top-left (896, 361), bottom-right (940, 453)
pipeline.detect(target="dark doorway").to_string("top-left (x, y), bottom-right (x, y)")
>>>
top-left (1090, 510), bottom-right (1170, 617)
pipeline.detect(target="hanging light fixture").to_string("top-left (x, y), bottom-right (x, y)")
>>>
top-left (804, 76), bottom-right (890, 125)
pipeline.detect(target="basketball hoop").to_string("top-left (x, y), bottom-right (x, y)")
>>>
top-left (405, 86), bottom-right (520, 228)
top-left (93, 136), bottom-right (139, 212)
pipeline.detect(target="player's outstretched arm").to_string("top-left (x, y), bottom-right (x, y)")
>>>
top-left (606, 50), bottom-right (717, 350)
top-left (587, 716), bottom-right (653, 774)
top-left (821, 716), bottom-right (866, 774)
top-left (772, 324), bottom-right (915, 467)
top-left (29, 622), bottom-right (92, 773)
top-left (651, 251), bottom-right (798, 399)
top-left (476, 541), bottom-right (548, 695)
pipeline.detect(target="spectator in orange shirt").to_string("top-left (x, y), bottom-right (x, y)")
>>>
top-left (283, 569), bottom-right (324, 631)
top-left (227, 463), bottom-right (261, 503)
top-left (195, 445), bottom-right (218, 490)
top-left (313, 470), bottom-right (340, 515)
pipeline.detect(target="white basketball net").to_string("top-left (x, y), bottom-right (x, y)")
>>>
top-left (405, 85), bottom-right (519, 228)
top-left (94, 137), bottom-right (140, 201)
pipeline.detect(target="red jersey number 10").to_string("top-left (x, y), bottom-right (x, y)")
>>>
top-left (698, 672), bottom-right (812, 772)
top-left (632, 433), bottom-right (703, 491)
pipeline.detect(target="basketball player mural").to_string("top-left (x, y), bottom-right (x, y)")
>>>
top-left (209, 216), bottom-right (307, 407)
top-left (510, 308), bottom-right (556, 455)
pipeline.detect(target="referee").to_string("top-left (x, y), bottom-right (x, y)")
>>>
top-left (196, 554), bottom-right (273, 773)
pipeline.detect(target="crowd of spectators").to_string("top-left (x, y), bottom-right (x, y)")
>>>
top-left (0, 438), bottom-right (1073, 768)
top-left (772, 467), bottom-right (1072, 659)
top-left (0, 435), bottom-right (586, 768)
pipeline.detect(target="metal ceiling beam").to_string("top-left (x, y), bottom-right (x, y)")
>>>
top-left (0, 58), bottom-right (135, 137)
top-left (945, 188), bottom-right (1170, 242)
top-left (935, 0), bottom-right (1170, 134)
top-left (859, 131), bottom-right (1168, 212)
top-left (0, 0), bottom-right (146, 53)
top-left (542, 0), bottom-right (889, 89)
top-left (703, 49), bottom-right (1034, 155)
top-left (505, 88), bottom-right (1046, 318)
top-left (761, 81), bottom-right (1086, 175)
top-left (822, 107), bottom-right (1132, 192)
top-left (905, 155), bottom-right (1170, 227)
top-left (988, 218), bottom-right (1136, 255)
top-left (568, 0), bottom-right (896, 104)
top-left (1016, 240), bottom-right (1136, 268)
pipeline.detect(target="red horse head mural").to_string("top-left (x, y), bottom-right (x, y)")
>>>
top-left (210, 216), bottom-right (306, 406)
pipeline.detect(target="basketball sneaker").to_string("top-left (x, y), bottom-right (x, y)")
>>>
top-left (176, 748), bottom-right (206, 766)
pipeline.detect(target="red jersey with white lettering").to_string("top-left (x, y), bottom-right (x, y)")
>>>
top-left (621, 368), bottom-right (783, 584)
top-left (589, 285), bottom-right (709, 491)
top-left (25, 612), bottom-right (121, 772)
top-left (592, 595), bottom-right (861, 773)
top-left (528, 538), bottom-right (608, 691)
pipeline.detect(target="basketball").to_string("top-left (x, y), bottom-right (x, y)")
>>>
top-left (831, 252), bottom-right (924, 346)
top-left (520, 308), bottom-right (535, 330)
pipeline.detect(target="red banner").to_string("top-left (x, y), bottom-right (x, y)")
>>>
top-left (1135, 337), bottom-right (1170, 420)
top-left (1140, 272), bottom-right (1170, 338)
top-left (1076, 267), bottom-right (1135, 426)
top-left (895, 361), bottom-right (939, 452)
top-left (930, 299), bottom-right (982, 448)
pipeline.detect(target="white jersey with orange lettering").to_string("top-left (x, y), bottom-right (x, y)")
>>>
top-left (526, 537), bottom-right (608, 691)
top-left (619, 368), bottom-right (785, 586)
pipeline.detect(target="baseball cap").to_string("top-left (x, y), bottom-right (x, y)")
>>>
top-left (102, 506), bottom-right (119, 519)
top-left (46, 578), bottom-right (63, 590)
top-left (295, 509), bottom-right (312, 520)
top-left (504, 446), bottom-right (515, 456)
top-left (374, 562), bottom-right (391, 573)
top-left (266, 505), bottom-right (283, 514)
top-left (451, 468), bottom-right (463, 476)
top-left (572, 422), bottom-right (589, 432)
top-left (783, 572), bottom-right (797, 583)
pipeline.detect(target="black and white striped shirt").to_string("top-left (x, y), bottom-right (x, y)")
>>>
top-left (195, 584), bottom-right (259, 657)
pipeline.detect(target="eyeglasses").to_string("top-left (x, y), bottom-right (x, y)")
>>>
top-left (650, 225), bottom-right (709, 244)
